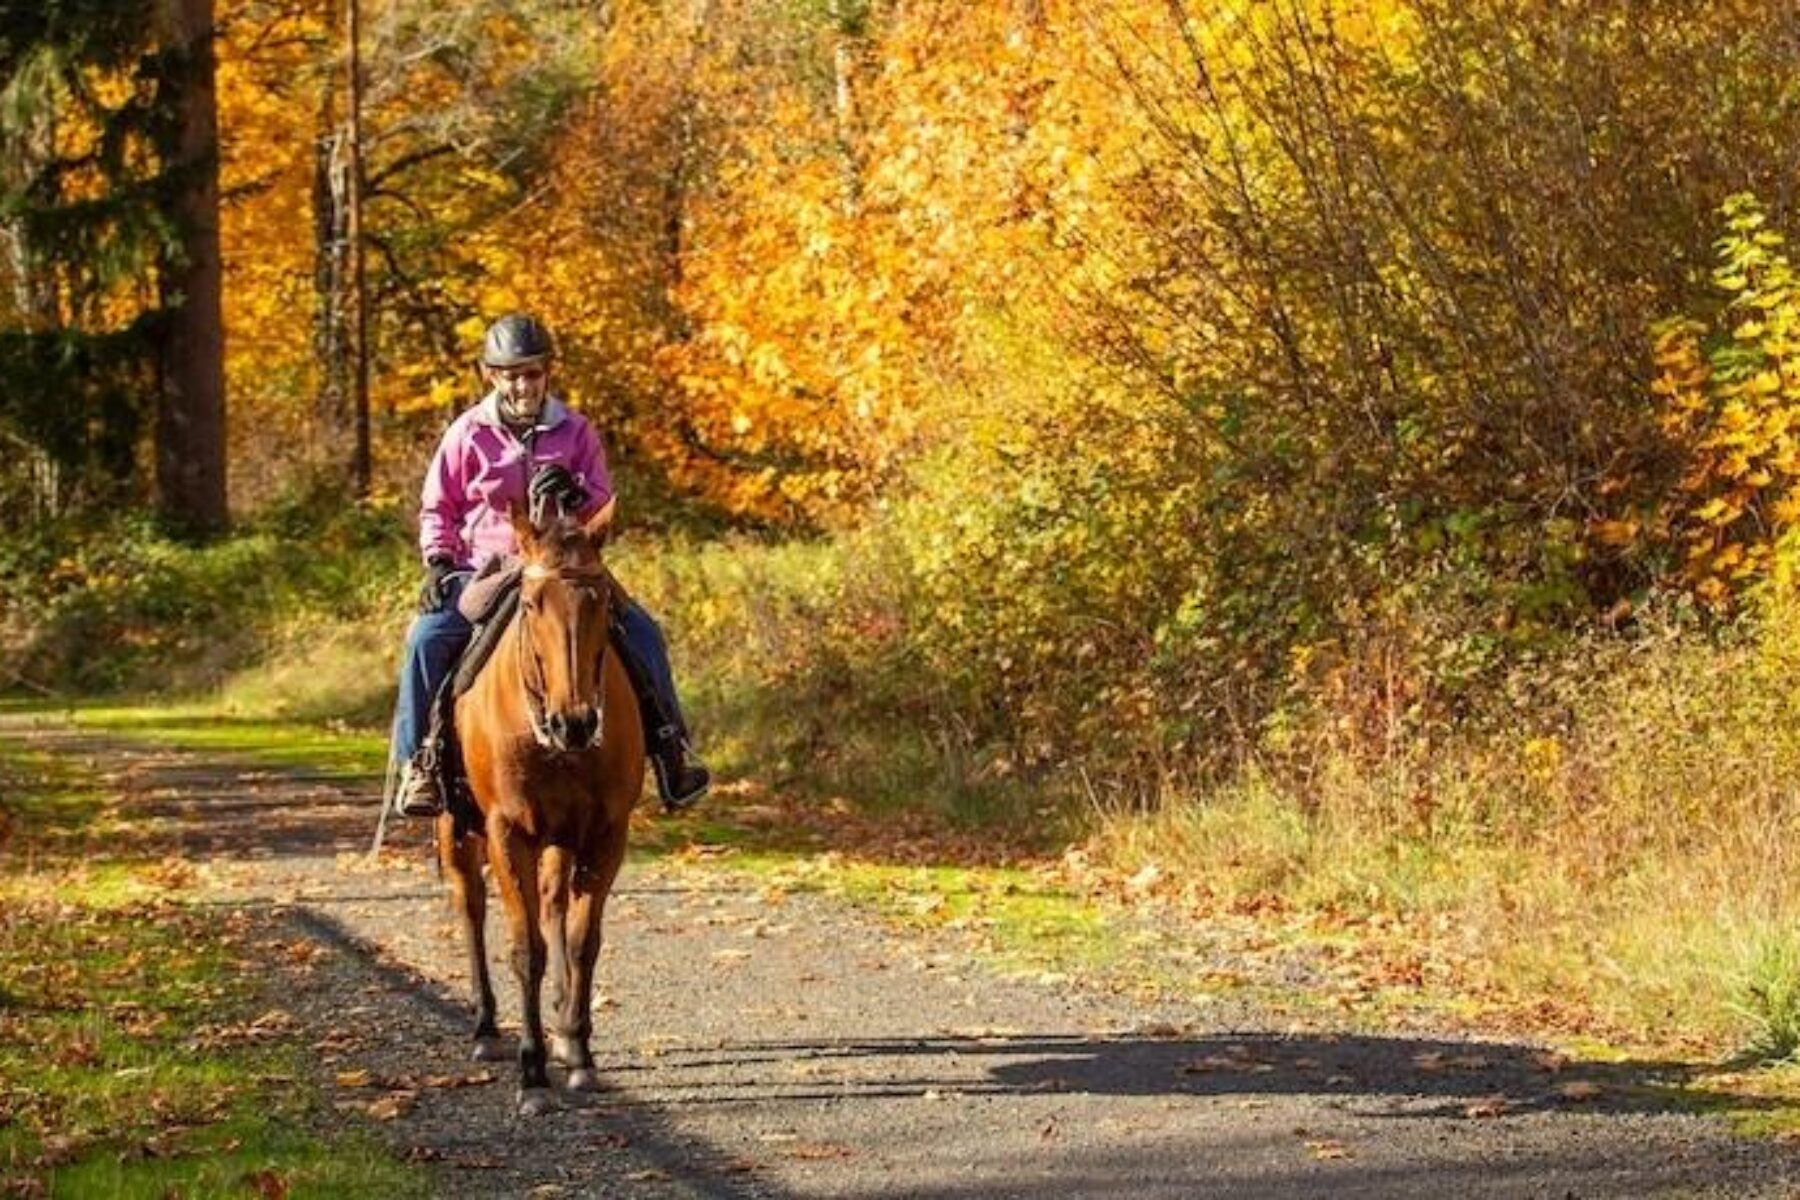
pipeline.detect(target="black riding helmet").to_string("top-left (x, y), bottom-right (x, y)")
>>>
top-left (481, 314), bottom-right (555, 368)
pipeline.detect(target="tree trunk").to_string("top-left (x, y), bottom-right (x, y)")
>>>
top-left (1, 56), bottom-right (66, 518)
top-left (313, 50), bottom-right (350, 439)
top-left (344, 0), bottom-right (371, 496)
top-left (827, 0), bottom-right (863, 216)
top-left (157, 0), bottom-right (228, 533)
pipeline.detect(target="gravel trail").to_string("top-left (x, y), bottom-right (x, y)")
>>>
top-left (10, 713), bottom-right (1798, 1198)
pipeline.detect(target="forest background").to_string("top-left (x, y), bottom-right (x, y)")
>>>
top-left (10, 0), bottom-right (1800, 1060)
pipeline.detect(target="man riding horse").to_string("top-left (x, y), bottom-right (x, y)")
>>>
top-left (390, 313), bottom-right (710, 818)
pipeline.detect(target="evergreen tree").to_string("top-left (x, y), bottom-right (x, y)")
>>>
top-left (0, 0), bottom-right (226, 531)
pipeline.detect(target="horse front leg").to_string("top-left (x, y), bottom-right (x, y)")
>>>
top-left (538, 843), bottom-right (576, 1067)
top-left (557, 820), bottom-right (630, 1093)
top-left (438, 816), bottom-right (503, 1062)
top-left (489, 817), bottom-right (553, 1116)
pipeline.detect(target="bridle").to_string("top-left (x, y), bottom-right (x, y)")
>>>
top-left (517, 561), bottom-right (614, 750)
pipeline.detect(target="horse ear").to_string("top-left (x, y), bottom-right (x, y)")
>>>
top-left (582, 497), bottom-right (617, 547)
top-left (510, 503), bottom-right (536, 550)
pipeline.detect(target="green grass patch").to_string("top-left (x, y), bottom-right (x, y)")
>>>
top-left (64, 702), bottom-right (389, 780)
top-left (0, 735), bottom-right (423, 1198)
top-left (656, 831), bottom-right (1120, 982)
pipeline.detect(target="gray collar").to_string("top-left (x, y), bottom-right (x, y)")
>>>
top-left (476, 391), bottom-right (569, 434)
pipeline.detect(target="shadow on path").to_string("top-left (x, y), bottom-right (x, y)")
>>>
top-left (281, 903), bottom-right (777, 1200)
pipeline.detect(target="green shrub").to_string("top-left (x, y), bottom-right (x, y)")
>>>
top-left (0, 496), bottom-right (413, 695)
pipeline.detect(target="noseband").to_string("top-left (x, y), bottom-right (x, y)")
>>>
top-left (517, 562), bottom-right (613, 750)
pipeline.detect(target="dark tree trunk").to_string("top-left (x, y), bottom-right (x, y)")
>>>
top-left (156, 0), bottom-right (228, 533)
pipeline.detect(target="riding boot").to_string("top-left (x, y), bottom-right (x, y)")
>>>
top-left (611, 616), bottom-right (711, 812)
top-left (393, 675), bottom-right (456, 819)
top-left (394, 744), bottom-right (445, 818)
top-left (648, 718), bottom-right (711, 813)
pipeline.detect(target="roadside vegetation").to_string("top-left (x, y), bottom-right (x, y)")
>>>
top-left (12, 501), bottom-right (1800, 1084)
top-left (0, 740), bottom-right (423, 1199)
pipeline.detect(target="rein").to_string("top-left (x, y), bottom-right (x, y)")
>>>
top-left (516, 561), bottom-right (614, 749)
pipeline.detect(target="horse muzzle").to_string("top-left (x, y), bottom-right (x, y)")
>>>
top-left (535, 705), bottom-right (603, 753)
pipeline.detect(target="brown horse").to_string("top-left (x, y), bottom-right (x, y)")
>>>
top-left (436, 502), bottom-right (643, 1116)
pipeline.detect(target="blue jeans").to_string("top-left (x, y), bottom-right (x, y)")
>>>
top-left (391, 579), bottom-right (686, 761)
top-left (393, 575), bottom-right (472, 762)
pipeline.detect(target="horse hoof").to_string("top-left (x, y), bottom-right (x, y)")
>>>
top-left (472, 1037), bottom-right (507, 1062)
top-left (517, 1088), bottom-right (557, 1117)
top-left (566, 1068), bottom-right (601, 1092)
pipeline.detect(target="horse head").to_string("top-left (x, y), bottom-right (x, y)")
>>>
top-left (510, 501), bottom-right (617, 753)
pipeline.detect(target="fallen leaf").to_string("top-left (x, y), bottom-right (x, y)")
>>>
top-left (785, 1143), bottom-right (854, 1160)
top-left (423, 1071), bottom-right (496, 1089)
top-left (1305, 1139), bottom-right (1352, 1160)
top-left (453, 1155), bottom-right (504, 1170)
top-left (37, 1134), bottom-right (89, 1167)
top-left (242, 1170), bottom-right (288, 1200)
top-left (334, 1069), bottom-right (372, 1088)
top-left (366, 1092), bottom-right (417, 1121)
top-left (911, 893), bottom-right (947, 916)
top-left (1135, 1021), bottom-right (1186, 1040)
top-left (1463, 1095), bottom-right (1510, 1119)
top-left (1125, 863), bottom-right (1164, 893)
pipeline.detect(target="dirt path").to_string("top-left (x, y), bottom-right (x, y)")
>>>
top-left (11, 712), bottom-right (1799, 1198)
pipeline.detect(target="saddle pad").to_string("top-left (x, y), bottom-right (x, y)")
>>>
top-left (454, 582), bottom-right (521, 699)
top-left (458, 558), bottom-right (522, 623)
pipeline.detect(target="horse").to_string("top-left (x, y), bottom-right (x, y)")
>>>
top-left (436, 501), bottom-right (644, 1116)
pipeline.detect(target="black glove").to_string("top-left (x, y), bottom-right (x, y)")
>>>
top-left (418, 554), bottom-right (457, 614)
top-left (528, 464), bottom-right (589, 526)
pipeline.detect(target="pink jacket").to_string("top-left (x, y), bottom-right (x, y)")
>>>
top-left (418, 394), bottom-right (614, 570)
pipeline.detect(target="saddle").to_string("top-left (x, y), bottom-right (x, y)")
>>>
top-left (453, 559), bottom-right (523, 698)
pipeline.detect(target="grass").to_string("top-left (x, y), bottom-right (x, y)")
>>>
top-left (0, 736), bottom-right (424, 1198)
top-left (14, 523), bottom-right (1800, 1141)
top-left (64, 702), bottom-right (389, 779)
top-left (687, 848), bottom-right (1121, 981)
top-left (1081, 612), bottom-right (1800, 1065)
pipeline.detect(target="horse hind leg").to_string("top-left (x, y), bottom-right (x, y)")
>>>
top-left (439, 815), bottom-right (503, 1062)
